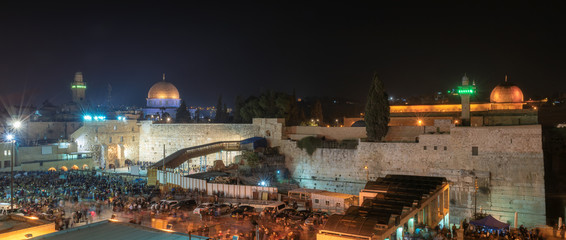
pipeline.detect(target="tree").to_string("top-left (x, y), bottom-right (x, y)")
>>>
top-left (286, 89), bottom-right (301, 126)
top-left (215, 95), bottom-right (225, 123)
top-left (310, 100), bottom-right (323, 125)
top-left (176, 100), bottom-right (190, 123)
top-left (233, 95), bottom-right (244, 123)
top-left (239, 91), bottom-right (291, 123)
top-left (223, 103), bottom-right (228, 122)
top-left (364, 73), bottom-right (390, 141)
top-left (194, 108), bottom-right (200, 123)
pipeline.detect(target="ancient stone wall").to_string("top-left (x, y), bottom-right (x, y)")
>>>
top-left (278, 125), bottom-right (546, 227)
top-left (138, 121), bottom-right (259, 163)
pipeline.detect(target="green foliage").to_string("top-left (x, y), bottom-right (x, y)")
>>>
top-left (194, 109), bottom-right (200, 123)
top-left (297, 136), bottom-right (322, 156)
top-left (365, 73), bottom-right (390, 141)
top-left (241, 151), bottom-right (260, 168)
top-left (240, 91), bottom-right (291, 123)
top-left (175, 100), bottom-right (191, 123)
top-left (286, 89), bottom-right (301, 126)
top-left (215, 95), bottom-right (227, 123)
top-left (233, 95), bottom-right (244, 123)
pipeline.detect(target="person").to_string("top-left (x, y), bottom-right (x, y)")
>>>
top-left (452, 224), bottom-right (457, 239)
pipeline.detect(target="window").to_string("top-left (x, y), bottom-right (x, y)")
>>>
top-left (314, 199), bottom-right (319, 204)
top-left (325, 201), bottom-right (330, 206)
top-left (95, 136), bottom-right (98, 142)
top-left (95, 127), bottom-right (98, 133)
top-left (472, 146), bottom-right (478, 156)
top-left (423, 146), bottom-right (427, 150)
top-left (132, 127), bottom-right (135, 132)
top-left (109, 137), bottom-right (112, 143)
top-left (120, 136), bottom-right (124, 142)
top-left (132, 136), bottom-right (135, 142)
top-left (336, 203), bottom-right (341, 208)
top-left (4, 161), bottom-right (10, 168)
top-left (444, 146), bottom-right (447, 151)
top-left (114, 125), bottom-right (117, 131)
top-left (434, 146), bottom-right (438, 150)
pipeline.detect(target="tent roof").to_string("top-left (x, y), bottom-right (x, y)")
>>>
top-left (470, 215), bottom-right (510, 229)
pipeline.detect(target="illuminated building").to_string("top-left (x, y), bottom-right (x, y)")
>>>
top-left (71, 72), bottom-right (87, 104)
top-left (345, 75), bottom-right (535, 127)
top-left (143, 74), bottom-right (181, 119)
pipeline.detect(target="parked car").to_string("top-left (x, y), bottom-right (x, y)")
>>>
top-left (160, 200), bottom-right (179, 206)
top-left (230, 205), bottom-right (255, 217)
top-left (172, 199), bottom-right (197, 211)
top-left (304, 217), bottom-right (315, 226)
top-left (214, 203), bottom-right (231, 214)
top-left (193, 203), bottom-right (214, 215)
top-left (263, 202), bottom-right (286, 213)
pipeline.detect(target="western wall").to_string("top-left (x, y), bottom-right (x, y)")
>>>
top-left (71, 118), bottom-right (546, 227)
top-left (275, 124), bottom-right (546, 227)
top-left (138, 121), bottom-right (260, 163)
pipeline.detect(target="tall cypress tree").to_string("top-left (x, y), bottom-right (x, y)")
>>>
top-left (310, 100), bottom-right (323, 125)
top-left (233, 95), bottom-right (244, 123)
top-left (365, 73), bottom-right (390, 141)
top-left (175, 100), bottom-right (190, 123)
top-left (215, 95), bottom-right (223, 122)
top-left (286, 89), bottom-right (301, 126)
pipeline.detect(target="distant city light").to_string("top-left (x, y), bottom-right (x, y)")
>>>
top-left (259, 181), bottom-right (267, 186)
top-left (117, 116), bottom-right (127, 121)
top-left (84, 115), bottom-right (106, 121)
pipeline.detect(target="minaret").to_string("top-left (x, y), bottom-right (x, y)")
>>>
top-left (71, 72), bottom-right (87, 104)
top-left (458, 74), bottom-right (475, 126)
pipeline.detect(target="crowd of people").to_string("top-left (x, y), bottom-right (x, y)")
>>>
top-left (4, 171), bottom-right (562, 240)
top-left (0, 171), bottom-right (152, 227)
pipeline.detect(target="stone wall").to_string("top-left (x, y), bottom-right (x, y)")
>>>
top-left (278, 125), bottom-right (546, 227)
top-left (285, 126), bottom-right (366, 141)
top-left (138, 121), bottom-right (260, 163)
top-left (72, 120), bottom-right (140, 168)
top-left (21, 122), bottom-right (83, 143)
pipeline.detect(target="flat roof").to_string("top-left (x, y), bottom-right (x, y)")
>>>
top-left (321, 175), bottom-right (447, 237)
top-left (311, 191), bottom-right (356, 199)
top-left (288, 188), bottom-right (327, 194)
top-left (31, 220), bottom-right (209, 240)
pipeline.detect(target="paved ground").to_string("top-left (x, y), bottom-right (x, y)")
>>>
top-left (111, 208), bottom-right (321, 239)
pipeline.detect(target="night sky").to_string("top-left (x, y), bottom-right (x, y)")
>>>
top-left (1, 1), bottom-right (565, 107)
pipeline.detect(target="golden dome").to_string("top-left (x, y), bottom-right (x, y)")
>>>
top-left (490, 80), bottom-right (523, 103)
top-left (147, 80), bottom-right (180, 99)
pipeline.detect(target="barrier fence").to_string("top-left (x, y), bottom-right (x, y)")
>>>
top-left (156, 170), bottom-right (277, 200)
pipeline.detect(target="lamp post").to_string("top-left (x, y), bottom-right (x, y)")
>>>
top-left (7, 120), bottom-right (22, 213)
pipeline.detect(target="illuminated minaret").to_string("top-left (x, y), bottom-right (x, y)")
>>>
top-left (458, 74), bottom-right (475, 126)
top-left (71, 72), bottom-right (87, 103)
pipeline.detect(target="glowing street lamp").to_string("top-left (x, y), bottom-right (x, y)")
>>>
top-left (12, 120), bottom-right (22, 129)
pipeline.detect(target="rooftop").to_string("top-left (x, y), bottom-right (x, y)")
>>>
top-left (31, 220), bottom-right (209, 240)
top-left (322, 175), bottom-right (447, 237)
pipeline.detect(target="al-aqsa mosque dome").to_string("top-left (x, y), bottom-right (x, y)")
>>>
top-left (144, 74), bottom-right (182, 119)
top-left (490, 76), bottom-right (524, 103)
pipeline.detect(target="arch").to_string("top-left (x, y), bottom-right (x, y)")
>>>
top-left (60, 166), bottom-right (68, 171)
top-left (48, 167), bottom-right (56, 172)
top-left (71, 165), bottom-right (79, 170)
top-left (82, 164), bottom-right (89, 170)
